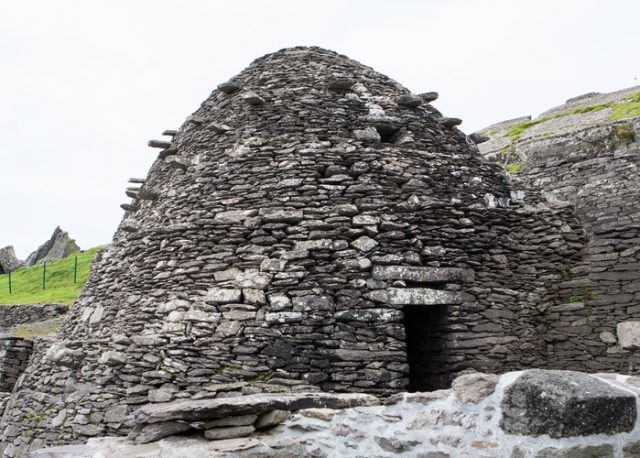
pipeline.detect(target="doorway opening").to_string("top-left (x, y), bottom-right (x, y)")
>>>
top-left (403, 304), bottom-right (450, 391)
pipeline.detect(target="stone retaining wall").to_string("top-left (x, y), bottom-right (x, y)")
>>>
top-left (25, 369), bottom-right (640, 458)
top-left (0, 304), bottom-right (68, 332)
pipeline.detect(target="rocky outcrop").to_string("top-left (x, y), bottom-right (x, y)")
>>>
top-left (27, 370), bottom-right (640, 458)
top-left (500, 370), bottom-right (636, 438)
top-left (0, 247), bottom-right (22, 274)
top-left (25, 227), bottom-right (80, 266)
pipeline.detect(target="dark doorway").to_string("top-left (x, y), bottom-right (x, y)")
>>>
top-left (403, 304), bottom-right (450, 391)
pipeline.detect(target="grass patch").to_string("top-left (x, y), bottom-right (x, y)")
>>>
top-left (11, 317), bottom-right (64, 339)
top-left (502, 92), bottom-right (640, 141)
top-left (504, 119), bottom-right (548, 141)
top-left (609, 92), bottom-right (640, 121)
top-left (0, 247), bottom-right (100, 305)
top-left (505, 162), bottom-right (527, 173)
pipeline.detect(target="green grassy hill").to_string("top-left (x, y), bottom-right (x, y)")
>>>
top-left (0, 247), bottom-right (100, 305)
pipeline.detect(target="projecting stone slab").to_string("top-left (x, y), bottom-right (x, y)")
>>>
top-left (365, 288), bottom-right (461, 305)
top-left (500, 370), bottom-right (636, 438)
top-left (126, 392), bottom-right (379, 426)
top-left (617, 321), bottom-right (640, 349)
top-left (372, 265), bottom-right (475, 283)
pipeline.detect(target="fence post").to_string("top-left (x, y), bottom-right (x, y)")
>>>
top-left (73, 256), bottom-right (78, 284)
top-left (42, 261), bottom-right (47, 290)
top-left (7, 271), bottom-right (11, 294)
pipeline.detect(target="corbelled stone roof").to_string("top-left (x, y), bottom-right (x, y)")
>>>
top-left (1, 47), bottom-right (589, 453)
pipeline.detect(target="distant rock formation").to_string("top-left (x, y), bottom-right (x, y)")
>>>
top-left (0, 246), bottom-right (22, 274)
top-left (25, 227), bottom-right (80, 266)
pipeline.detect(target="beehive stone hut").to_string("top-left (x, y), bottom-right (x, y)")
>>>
top-left (0, 47), bottom-right (594, 452)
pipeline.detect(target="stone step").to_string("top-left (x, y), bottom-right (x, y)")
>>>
top-left (128, 178), bottom-right (146, 184)
top-left (162, 130), bottom-right (178, 137)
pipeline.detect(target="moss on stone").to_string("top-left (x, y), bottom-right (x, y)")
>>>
top-left (505, 162), bottom-right (527, 173)
top-left (614, 123), bottom-right (636, 143)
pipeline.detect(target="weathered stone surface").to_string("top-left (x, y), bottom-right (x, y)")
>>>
top-left (133, 421), bottom-right (191, 444)
top-left (206, 288), bottom-right (242, 304)
top-left (535, 445), bottom-right (614, 458)
top-left (365, 288), bottom-right (461, 305)
top-left (127, 392), bottom-right (379, 425)
top-left (97, 351), bottom-right (127, 366)
top-left (353, 127), bottom-right (381, 142)
top-left (204, 425), bottom-right (255, 440)
top-left (617, 321), bottom-right (640, 349)
top-left (254, 410), bottom-right (291, 429)
top-left (0, 246), bottom-right (22, 273)
top-left (500, 370), bottom-right (637, 438)
top-left (372, 265), bottom-right (474, 283)
top-left (45, 342), bottom-right (84, 368)
top-left (451, 372), bottom-right (499, 404)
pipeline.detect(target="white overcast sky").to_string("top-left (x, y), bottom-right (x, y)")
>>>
top-left (1, 0), bottom-right (638, 258)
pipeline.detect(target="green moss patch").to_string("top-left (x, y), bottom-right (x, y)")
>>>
top-left (505, 162), bottom-right (527, 173)
top-left (614, 123), bottom-right (636, 143)
top-left (502, 92), bottom-right (640, 142)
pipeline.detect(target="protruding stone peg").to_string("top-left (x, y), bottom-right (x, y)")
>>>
top-left (396, 94), bottom-right (423, 109)
top-left (162, 130), bottom-right (178, 137)
top-left (327, 77), bottom-right (356, 91)
top-left (218, 81), bottom-right (242, 94)
top-left (442, 117), bottom-right (462, 128)
top-left (419, 92), bottom-right (439, 102)
top-left (469, 133), bottom-right (489, 144)
top-left (207, 122), bottom-right (233, 134)
top-left (148, 140), bottom-right (172, 149)
top-left (242, 91), bottom-right (265, 106)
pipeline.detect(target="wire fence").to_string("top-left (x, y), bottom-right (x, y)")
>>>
top-left (4, 256), bottom-right (79, 295)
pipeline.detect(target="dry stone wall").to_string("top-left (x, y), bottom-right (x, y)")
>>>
top-left (0, 47), bottom-right (591, 455)
top-left (479, 101), bottom-right (640, 374)
top-left (0, 339), bottom-right (32, 393)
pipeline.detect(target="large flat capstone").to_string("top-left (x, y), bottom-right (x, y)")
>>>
top-left (126, 392), bottom-right (379, 426)
top-left (500, 370), bottom-right (637, 438)
top-left (372, 265), bottom-right (474, 283)
top-left (365, 288), bottom-right (461, 305)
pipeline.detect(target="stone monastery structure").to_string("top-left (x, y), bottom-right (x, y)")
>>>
top-left (0, 47), bottom-right (639, 455)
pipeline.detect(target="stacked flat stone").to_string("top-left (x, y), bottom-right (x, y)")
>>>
top-left (0, 338), bottom-right (33, 392)
top-left (0, 47), bottom-right (586, 454)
